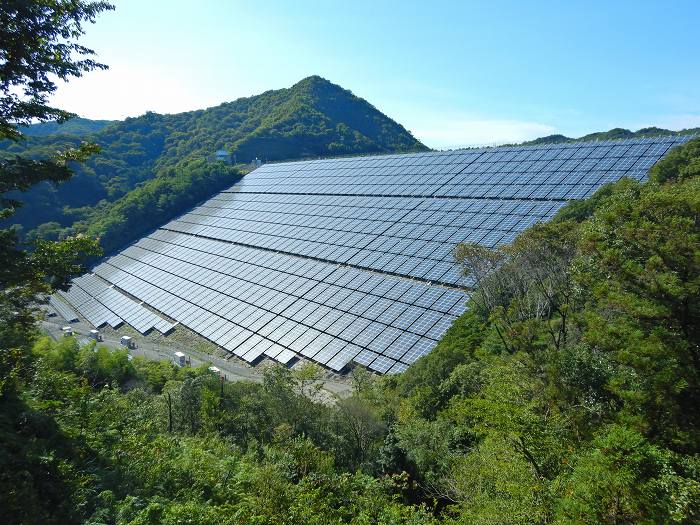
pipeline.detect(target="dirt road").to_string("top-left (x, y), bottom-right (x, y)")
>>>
top-left (41, 318), bottom-right (353, 398)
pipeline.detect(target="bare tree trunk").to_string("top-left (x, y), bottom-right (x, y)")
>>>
top-left (167, 392), bottom-right (173, 433)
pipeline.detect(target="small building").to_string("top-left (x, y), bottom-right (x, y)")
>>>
top-left (214, 149), bottom-right (231, 163)
top-left (173, 351), bottom-right (186, 367)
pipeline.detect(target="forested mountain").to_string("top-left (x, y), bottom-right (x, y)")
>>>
top-left (523, 125), bottom-right (700, 145)
top-left (1, 76), bottom-right (425, 250)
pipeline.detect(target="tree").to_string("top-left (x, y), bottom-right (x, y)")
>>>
top-left (333, 397), bottom-right (387, 470)
top-left (647, 137), bottom-right (700, 184)
top-left (0, 0), bottom-right (114, 138)
top-left (575, 176), bottom-right (700, 450)
top-left (556, 425), bottom-right (699, 524)
top-left (454, 220), bottom-right (580, 354)
top-left (449, 434), bottom-right (548, 524)
top-left (293, 362), bottom-right (323, 399)
top-left (0, 0), bottom-right (111, 395)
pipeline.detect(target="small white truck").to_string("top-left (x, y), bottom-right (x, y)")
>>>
top-left (62, 326), bottom-right (73, 337)
top-left (89, 329), bottom-right (102, 341)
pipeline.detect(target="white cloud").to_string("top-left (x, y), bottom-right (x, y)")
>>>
top-left (411, 117), bottom-right (557, 149)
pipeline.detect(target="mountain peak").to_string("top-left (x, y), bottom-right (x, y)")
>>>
top-left (289, 75), bottom-right (357, 101)
top-left (292, 75), bottom-right (334, 88)
top-left (219, 76), bottom-right (426, 160)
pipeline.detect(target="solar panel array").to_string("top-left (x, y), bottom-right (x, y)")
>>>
top-left (56, 135), bottom-right (692, 373)
top-left (56, 274), bottom-right (175, 333)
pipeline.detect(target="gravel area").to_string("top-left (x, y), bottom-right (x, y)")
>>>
top-left (41, 313), bottom-right (353, 399)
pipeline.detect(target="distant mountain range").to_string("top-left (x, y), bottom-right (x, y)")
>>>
top-left (520, 126), bottom-right (699, 146)
top-left (1, 76), bottom-right (426, 249)
top-left (19, 117), bottom-right (116, 137)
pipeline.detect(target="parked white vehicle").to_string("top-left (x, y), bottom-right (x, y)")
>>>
top-left (173, 351), bottom-right (186, 367)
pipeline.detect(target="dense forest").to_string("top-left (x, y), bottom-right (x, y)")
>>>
top-left (1, 75), bottom-right (426, 249)
top-left (2, 136), bottom-right (698, 524)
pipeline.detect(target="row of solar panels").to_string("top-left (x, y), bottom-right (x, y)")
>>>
top-left (246, 159), bottom-right (659, 181)
top-left (253, 156), bottom-right (661, 177)
top-left (48, 296), bottom-right (79, 322)
top-left (229, 172), bottom-right (649, 198)
top-left (163, 194), bottom-right (565, 286)
top-left (238, 137), bottom-right (686, 198)
top-left (83, 230), bottom-right (467, 373)
top-left (200, 194), bottom-right (565, 231)
top-left (258, 136), bottom-right (687, 172)
top-left (55, 274), bottom-right (176, 334)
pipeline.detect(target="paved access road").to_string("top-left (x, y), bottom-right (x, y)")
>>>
top-left (41, 318), bottom-right (353, 399)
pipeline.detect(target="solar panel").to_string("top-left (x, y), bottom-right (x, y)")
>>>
top-left (53, 136), bottom-right (692, 372)
top-left (48, 296), bottom-right (79, 323)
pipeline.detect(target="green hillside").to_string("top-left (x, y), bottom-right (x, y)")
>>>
top-left (1, 76), bottom-right (426, 249)
top-left (19, 117), bottom-right (116, 137)
top-left (523, 125), bottom-right (700, 145)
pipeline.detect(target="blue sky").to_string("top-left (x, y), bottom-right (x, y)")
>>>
top-left (52, 0), bottom-right (700, 148)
